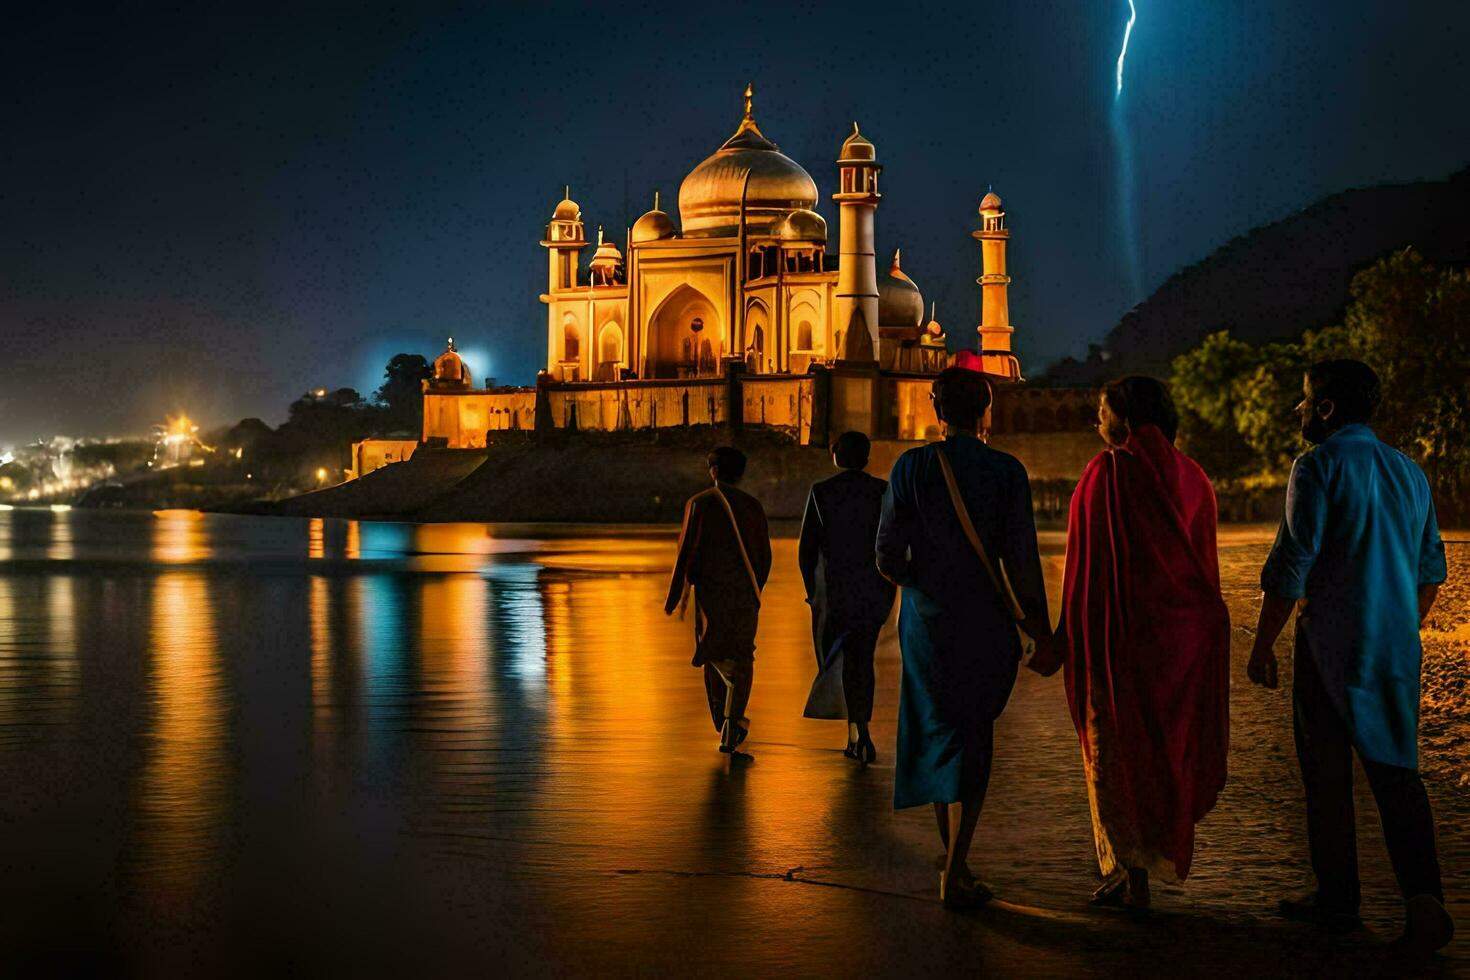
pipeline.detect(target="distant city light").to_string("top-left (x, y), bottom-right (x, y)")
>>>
top-left (49, 504), bottom-right (72, 513)
top-left (0, 504), bottom-right (13, 512)
top-left (316, 467), bottom-right (328, 483)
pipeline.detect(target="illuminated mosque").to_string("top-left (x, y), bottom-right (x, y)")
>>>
top-left (420, 85), bottom-right (1024, 449)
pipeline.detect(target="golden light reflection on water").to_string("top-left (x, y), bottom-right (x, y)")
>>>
top-left (309, 518), bottom-right (325, 559)
top-left (345, 519), bottom-right (361, 559)
top-left (46, 509), bottom-right (73, 561)
top-left (138, 572), bottom-right (225, 893)
top-left (0, 579), bottom-right (12, 732)
top-left (47, 574), bottom-right (78, 693)
top-left (418, 576), bottom-right (493, 790)
top-left (310, 575), bottom-right (331, 723)
top-left (151, 510), bottom-right (212, 564)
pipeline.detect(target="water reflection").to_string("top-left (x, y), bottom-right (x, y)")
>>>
top-left (137, 572), bottom-right (225, 895)
top-left (152, 510), bottom-right (212, 564)
top-left (0, 513), bottom-right (1462, 968)
top-left (308, 517), bottom-right (325, 559)
top-left (47, 509), bottom-right (73, 561)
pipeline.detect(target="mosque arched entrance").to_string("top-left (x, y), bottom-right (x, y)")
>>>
top-left (595, 322), bottom-right (623, 382)
top-left (744, 300), bottom-right (770, 373)
top-left (647, 285), bottom-right (720, 379)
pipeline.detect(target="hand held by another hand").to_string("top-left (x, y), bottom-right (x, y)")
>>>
top-left (1247, 643), bottom-right (1279, 689)
top-left (1025, 632), bottom-right (1063, 677)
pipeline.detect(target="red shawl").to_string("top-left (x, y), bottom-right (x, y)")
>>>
top-left (1060, 424), bottom-right (1230, 880)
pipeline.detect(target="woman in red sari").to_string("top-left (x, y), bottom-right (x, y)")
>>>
top-left (1029, 377), bottom-right (1229, 909)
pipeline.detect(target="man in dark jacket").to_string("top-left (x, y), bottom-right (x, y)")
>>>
top-left (665, 446), bottom-right (772, 758)
top-left (798, 431), bottom-right (896, 763)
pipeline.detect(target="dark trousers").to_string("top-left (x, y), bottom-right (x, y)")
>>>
top-left (703, 658), bottom-right (753, 736)
top-left (1293, 641), bottom-right (1443, 911)
top-left (840, 623), bottom-right (881, 724)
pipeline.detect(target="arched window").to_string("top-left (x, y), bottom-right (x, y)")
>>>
top-left (797, 320), bottom-right (813, 350)
top-left (563, 319), bottom-right (580, 361)
top-left (599, 323), bottom-right (622, 364)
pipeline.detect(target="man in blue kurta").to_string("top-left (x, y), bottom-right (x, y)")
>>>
top-left (1248, 359), bottom-right (1451, 954)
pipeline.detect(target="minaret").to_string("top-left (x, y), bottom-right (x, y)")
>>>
top-left (972, 190), bottom-right (1021, 381)
top-left (540, 186), bottom-right (586, 292)
top-left (832, 123), bottom-right (881, 362)
top-left (540, 187), bottom-right (587, 373)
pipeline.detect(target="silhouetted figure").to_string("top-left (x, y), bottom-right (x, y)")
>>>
top-left (1248, 359), bottom-right (1452, 954)
top-left (1030, 377), bottom-right (1230, 910)
top-left (876, 368), bottom-right (1052, 909)
top-left (798, 431), bottom-right (896, 764)
top-left (665, 447), bottom-right (772, 760)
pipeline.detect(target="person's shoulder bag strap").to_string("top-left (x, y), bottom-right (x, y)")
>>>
top-left (935, 447), bottom-right (1026, 622)
top-left (710, 486), bottom-right (762, 605)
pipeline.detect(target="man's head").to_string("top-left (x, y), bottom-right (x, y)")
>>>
top-left (831, 431), bottom-right (870, 471)
top-left (1298, 359), bottom-right (1380, 444)
top-left (930, 367), bottom-right (992, 432)
top-left (707, 446), bottom-right (747, 484)
top-left (1099, 376), bottom-right (1179, 447)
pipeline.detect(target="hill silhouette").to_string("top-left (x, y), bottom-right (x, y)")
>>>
top-left (1043, 165), bottom-right (1470, 385)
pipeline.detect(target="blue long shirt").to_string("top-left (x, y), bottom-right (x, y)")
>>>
top-left (1260, 424), bottom-right (1447, 768)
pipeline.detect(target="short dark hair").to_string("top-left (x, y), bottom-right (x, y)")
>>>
top-left (831, 431), bottom-right (870, 469)
top-left (707, 446), bottom-right (747, 482)
top-left (1102, 376), bottom-right (1179, 443)
top-left (1307, 359), bottom-right (1380, 425)
top-left (931, 367), bottom-right (992, 430)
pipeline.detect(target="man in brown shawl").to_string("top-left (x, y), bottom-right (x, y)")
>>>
top-left (665, 447), bottom-right (772, 758)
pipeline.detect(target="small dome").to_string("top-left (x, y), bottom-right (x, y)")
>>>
top-left (631, 208), bottom-right (677, 243)
top-left (552, 196), bottom-right (580, 221)
top-left (979, 191), bottom-right (1003, 213)
top-left (922, 306), bottom-right (946, 344)
top-left (774, 208), bottom-right (827, 242)
top-left (590, 237), bottom-right (622, 266)
top-left (434, 341), bottom-right (471, 387)
top-left (878, 249), bottom-right (924, 329)
top-left (838, 122), bottom-right (876, 163)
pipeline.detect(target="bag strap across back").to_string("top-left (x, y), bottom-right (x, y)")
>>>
top-left (710, 486), bottom-right (762, 604)
top-left (934, 447), bottom-right (1026, 623)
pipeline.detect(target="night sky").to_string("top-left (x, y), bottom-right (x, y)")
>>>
top-left (3, 2), bottom-right (1467, 446)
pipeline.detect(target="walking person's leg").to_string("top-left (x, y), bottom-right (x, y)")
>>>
top-left (1362, 758), bottom-right (1454, 952)
top-left (843, 624), bottom-right (878, 763)
top-left (940, 721), bottom-right (997, 909)
top-left (703, 663), bottom-right (727, 735)
top-left (1284, 644), bottom-right (1362, 924)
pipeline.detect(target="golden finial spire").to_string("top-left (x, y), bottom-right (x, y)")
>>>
top-left (892, 248), bottom-right (902, 271)
top-left (653, 190), bottom-right (660, 211)
top-left (852, 120), bottom-right (860, 136)
top-left (743, 82), bottom-right (753, 121)
top-left (564, 184), bottom-right (570, 199)
top-left (597, 225), bottom-right (604, 245)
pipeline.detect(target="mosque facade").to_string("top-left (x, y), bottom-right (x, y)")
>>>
top-left (421, 86), bottom-right (1025, 450)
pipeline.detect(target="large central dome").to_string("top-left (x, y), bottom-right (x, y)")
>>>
top-left (678, 87), bottom-right (819, 239)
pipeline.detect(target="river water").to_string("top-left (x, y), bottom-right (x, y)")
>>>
top-left (0, 509), bottom-right (1465, 975)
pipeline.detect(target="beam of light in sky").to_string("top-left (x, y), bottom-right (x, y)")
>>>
top-left (1115, 0), bottom-right (1137, 101)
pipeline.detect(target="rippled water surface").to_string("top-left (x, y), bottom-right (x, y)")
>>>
top-left (0, 509), bottom-right (1465, 975)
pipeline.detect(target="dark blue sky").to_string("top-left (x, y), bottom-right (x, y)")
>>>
top-left (3, 1), bottom-right (1467, 445)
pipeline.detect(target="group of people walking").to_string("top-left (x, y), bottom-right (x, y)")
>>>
top-left (664, 359), bottom-right (1452, 954)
